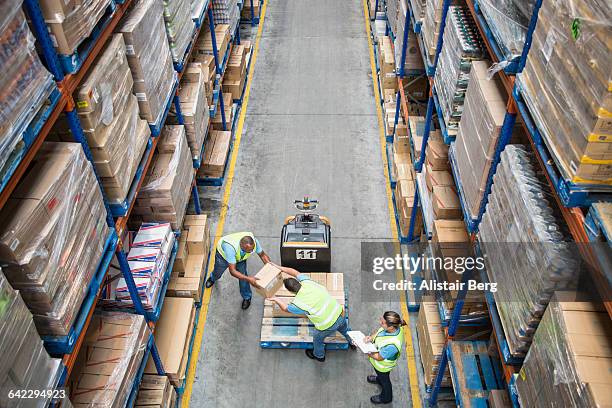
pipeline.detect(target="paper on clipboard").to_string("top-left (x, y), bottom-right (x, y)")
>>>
top-left (347, 331), bottom-right (377, 353)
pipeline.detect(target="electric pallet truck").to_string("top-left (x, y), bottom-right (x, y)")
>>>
top-left (280, 197), bottom-right (331, 272)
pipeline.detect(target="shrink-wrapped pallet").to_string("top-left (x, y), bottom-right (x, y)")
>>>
top-left (394, 0), bottom-right (425, 75)
top-left (168, 63), bottom-right (210, 160)
top-left (68, 312), bottom-right (149, 407)
top-left (0, 143), bottom-right (110, 335)
top-left (135, 127), bottom-right (193, 230)
top-left (212, 0), bottom-right (239, 35)
top-left (0, 2), bottom-right (54, 182)
top-left (477, 0), bottom-right (536, 65)
top-left (119, 0), bottom-right (177, 124)
top-left (39, 0), bottom-right (111, 55)
top-left (163, 0), bottom-right (195, 63)
top-left (434, 6), bottom-right (485, 135)
top-left (517, 0), bottom-right (612, 185)
top-left (0, 273), bottom-right (62, 408)
top-left (480, 145), bottom-right (578, 357)
top-left (454, 61), bottom-right (523, 219)
top-left (515, 296), bottom-right (612, 407)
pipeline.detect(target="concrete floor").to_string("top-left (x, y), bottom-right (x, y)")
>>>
top-left (189, 1), bottom-right (417, 406)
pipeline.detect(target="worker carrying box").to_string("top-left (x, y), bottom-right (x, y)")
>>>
top-left (267, 264), bottom-right (356, 361)
top-left (205, 231), bottom-right (272, 310)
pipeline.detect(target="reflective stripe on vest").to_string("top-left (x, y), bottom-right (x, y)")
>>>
top-left (291, 280), bottom-right (343, 331)
top-left (217, 232), bottom-right (257, 262)
top-left (369, 327), bottom-right (404, 373)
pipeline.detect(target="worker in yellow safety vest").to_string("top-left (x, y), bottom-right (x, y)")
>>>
top-left (268, 264), bottom-right (355, 361)
top-left (363, 311), bottom-right (406, 404)
top-left (205, 232), bottom-right (271, 310)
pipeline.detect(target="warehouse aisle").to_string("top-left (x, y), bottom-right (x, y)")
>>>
top-left (189, 1), bottom-right (414, 406)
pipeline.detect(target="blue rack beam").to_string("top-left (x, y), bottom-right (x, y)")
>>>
top-left (42, 230), bottom-right (118, 355)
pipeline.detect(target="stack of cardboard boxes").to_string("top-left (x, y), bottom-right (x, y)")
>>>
top-left (55, 34), bottom-right (151, 205)
top-left (135, 375), bottom-right (177, 408)
top-left (223, 44), bottom-right (248, 102)
top-left (168, 215), bottom-right (211, 303)
top-left (39, 0), bottom-right (111, 56)
top-left (199, 130), bottom-right (232, 179)
top-left (133, 126), bottom-right (193, 230)
top-left (119, 0), bottom-right (177, 125)
top-left (417, 298), bottom-right (451, 388)
top-left (190, 54), bottom-right (216, 108)
top-left (68, 312), bottom-right (149, 406)
top-left (169, 63), bottom-right (210, 161)
top-left (0, 273), bottom-right (62, 408)
top-left (422, 0), bottom-right (451, 61)
top-left (163, 0), bottom-right (195, 64)
top-left (212, 0), bottom-right (240, 34)
top-left (0, 143), bottom-right (110, 336)
top-left (378, 36), bottom-right (399, 134)
top-left (145, 297), bottom-right (196, 387)
top-left (195, 23), bottom-right (231, 61)
top-left (212, 92), bottom-right (235, 131)
top-left (241, 0), bottom-right (260, 20)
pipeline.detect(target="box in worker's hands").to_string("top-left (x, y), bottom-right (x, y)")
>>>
top-left (253, 263), bottom-right (284, 298)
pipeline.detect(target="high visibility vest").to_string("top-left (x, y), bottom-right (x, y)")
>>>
top-left (369, 327), bottom-right (404, 373)
top-left (291, 280), bottom-right (343, 331)
top-left (217, 232), bottom-right (257, 262)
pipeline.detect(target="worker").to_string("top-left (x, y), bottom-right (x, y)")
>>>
top-left (363, 311), bottom-right (406, 404)
top-left (205, 232), bottom-right (271, 310)
top-left (268, 264), bottom-right (355, 361)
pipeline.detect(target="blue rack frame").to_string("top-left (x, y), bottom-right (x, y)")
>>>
top-left (125, 334), bottom-right (155, 408)
top-left (42, 230), bottom-right (118, 355)
top-left (149, 77), bottom-right (180, 137)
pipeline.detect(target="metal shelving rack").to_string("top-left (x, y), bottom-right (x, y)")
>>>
top-left (0, 0), bottom-right (247, 402)
top-left (374, 0), bottom-right (612, 406)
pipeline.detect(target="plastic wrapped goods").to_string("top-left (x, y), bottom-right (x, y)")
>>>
top-left (192, 0), bottom-right (208, 21)
top-left (411, 0), bottom-right (427, 22)
top-left (168, 63), bottom-right (210, 160)
top-left (0, 272), bottom-right (62, 408)
top-left (518, 0), bottom-right (612, 185)
top-left (434, 6), bottom-right (485, 135)
top-left (454, 61), bottom-right (524, 219)
top-left (394, 5), bottom-right (425, 75)
top-left (0, 2), bottom-right (54, 181)
top-left (119, 0), bottom-right (177, 124)
top-left (69, 312), bottom-right (149, 407)
top-left (212, 0), bottom-right (239, 35)
top-left (477, 0), bottom-right (536, 64)
top-left (422, 0), bottom-right (444, 61)
top-left (515, 296), bottom-right (612, 407)
top-left (134, 127), bottom-right (193, 230)
top-left (163, 0), bottom-right (195, 63)
top-left (479, 145), bottom-right (578, 357)
top-left (0, 142), bottom-right (110, 336)
top-left (39, 0), bottom-right (112, 55)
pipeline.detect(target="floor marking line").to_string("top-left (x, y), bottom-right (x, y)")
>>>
top-left (361, 2), bottom-right (423, 407)
top-left (181, 2), bottom-right (269, 404)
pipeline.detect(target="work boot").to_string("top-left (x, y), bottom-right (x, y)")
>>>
top-left (205, 279), bottom-right (214, 288)
top-left (367, 375), bottom-right (378, 384)
top-left (370, 395), bottom-right (391, 404)
top-left (241, 299), bottom-right (251, 310)
top-left (349, 343), bottom-right (357, 351)
top-left (305, 349), bottom-right (325, 362)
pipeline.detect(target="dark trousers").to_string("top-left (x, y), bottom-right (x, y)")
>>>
top-left (374, 368), bottom-right (393, 402)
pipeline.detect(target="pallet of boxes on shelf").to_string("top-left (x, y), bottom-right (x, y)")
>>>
top-left (67, 312), bottom-right (149, 406)
top-left (241, 0), bottom-right (260, 21)
top-left (0, 143), bottom-right (110, 337)
top-left (51, 34), bottom-right (151, 208)
top-left (190, 53), bottom-right (217, 110)
top-left (131, 126), bottom-right (193, 230)
top-left (392, 0), bottom-right (427, 78)
top-left (213, 0), bottom-right (240, 35)
top-left (515, 293), bottom-right (612, 407)
top-left (417, 296), bottom-right (452, 389)
top-left (163, 0), bottom-right (196, 67)
top-left (476, 0), bottom-right (537, 70)
top-left (212, 92), bottom-right (235, 131)
top-left (223, 43), bottom-right (248, 102)
top-left (479, 145), bottom-right (578, 358)
top-left (38, 0), bottom-right (113, 71)
top-left (145, 297), bottom-right (196, 387)
top-left (119, 0), bottom-right (177, 133)
top-left (198, 130), bottom-right (232, 181)
top-left (410, 0), bottom-right (427, 26)
top-left (0, 1), bottom-right (55, 188)
top-left (168, 215), bottom-right (211, 304)
top-left (434, 5), bottom-right (485, 139)
top-left (453, 60), bottom-right (525, 222)
top-left (168, 63), bottom-right (210, 163)
top-left (194, 22), bottom-right (231, 65)
top-left (517, 0), bottom-right (612, 188)
top-left (101, 223), bottom-right (176, 314)
top-left (421, 0), bottom-right (447, 64)
top-left (135, 375), bottom-right (177, 407)
top-left (0, 273), bottom-right (62, 408)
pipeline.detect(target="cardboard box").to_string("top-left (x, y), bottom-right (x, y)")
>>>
top-left (426, 140), bottom-right (449, 170)
top-left (425, 163), bottom-right (454, 191)
top-left (327, 273), bottom-right (344, 292)
top-left (146, 298), bottom-right (194, 385)
top-left (168, 254), bottom-right (206, 302)
top-left (199, 130), bottom-right (231, 178)
top-left (183, 214), bottom-right (209, 227)
top-left (174, 231), bottom-right (189, 272)
top-left (187, 226), bottom-right (208, 255)
top-left (432, 220), bottom-right (469, 258)
top-left (488, 390), bottom-right (511, 408)
top-left (432, 186), bottom-right (462, 220)
top-left (253, 263), bottom-right (284, 298)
